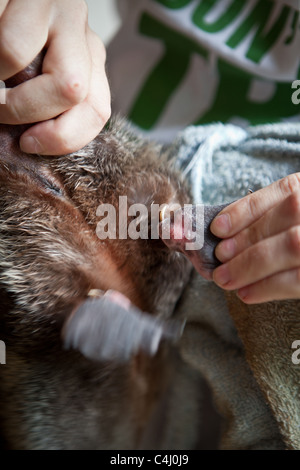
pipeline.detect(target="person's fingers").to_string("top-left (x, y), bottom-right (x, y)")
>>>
top-left (20, 103), bottom-right (101, 155)
top-left (0, 0), bottom-right (110, 154)
top-left (213, 226), bottom-right (300, 290)
top-left (0, 0), bottom-right (51, 80)
top-left (216, 190), bottom-right (300, 262)
top-left (0, 1), bottom-right (10, 17)
top-left (20, 29), bottom-right (111, 155)
top-left (0, 72), bottom-right (86, 125)
top-left (210, 174), bottom-right (300, 238)
top-left (45, 0), bottom-right (91, 83)
top-left (0, 0), bottom-right (91, 125)
top-left (237, 268), bottom-right (300, 304)
top-left (85, 28), bottom-right (111, 130)
top-left (20, 99), bottom-right (108, 156)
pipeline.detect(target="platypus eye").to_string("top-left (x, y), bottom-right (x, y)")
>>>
top-left (36, 173), bottom-right (64, 197)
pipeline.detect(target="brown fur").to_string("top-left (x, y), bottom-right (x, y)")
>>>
top-left (0, 100), bottom-right (198, 448)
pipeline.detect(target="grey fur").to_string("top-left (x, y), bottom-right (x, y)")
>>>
top-left (0, 115), bottom-right (202, 449)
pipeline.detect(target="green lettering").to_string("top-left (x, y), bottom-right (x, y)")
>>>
top-left (154, 0), bottom-right (192, 9)
top-left (226, 0), bottom-right (290, 63)
top-left (193, 0), bottom-right (246, 33)
top-left (129, 13), bottom-right (207, 130)
top-left (196, 59), bottom-right (300, 125)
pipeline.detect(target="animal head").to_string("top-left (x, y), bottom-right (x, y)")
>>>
top-left (0, 57), bottom-right (191, 362)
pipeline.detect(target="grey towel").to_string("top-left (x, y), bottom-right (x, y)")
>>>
top-left (170, 122), bottom-right (300, 450)
top-left (174, 122), bottom-right (300, 205)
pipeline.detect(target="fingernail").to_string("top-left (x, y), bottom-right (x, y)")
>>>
top-left (213, 264), bottom-right (231, 287)
top-left (212, 213), bottom-right (231, 237)
top-left (237, 287), bottom-right (249, 301)
top-left (217, 238), bottom-right (236, 261)
top-left (20, 136), bottom-right (43, 154)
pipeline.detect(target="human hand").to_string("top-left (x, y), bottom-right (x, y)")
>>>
top-left (210, 173), bottom-right (300, 304)
top-left (0, 0), bottom-right (111, 155)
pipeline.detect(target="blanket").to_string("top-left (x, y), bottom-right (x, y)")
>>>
top-left (171, 122), bottom-right (300, 450)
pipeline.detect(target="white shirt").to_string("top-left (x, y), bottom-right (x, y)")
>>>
top-left (107, 0), bottom-right (300, 142)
